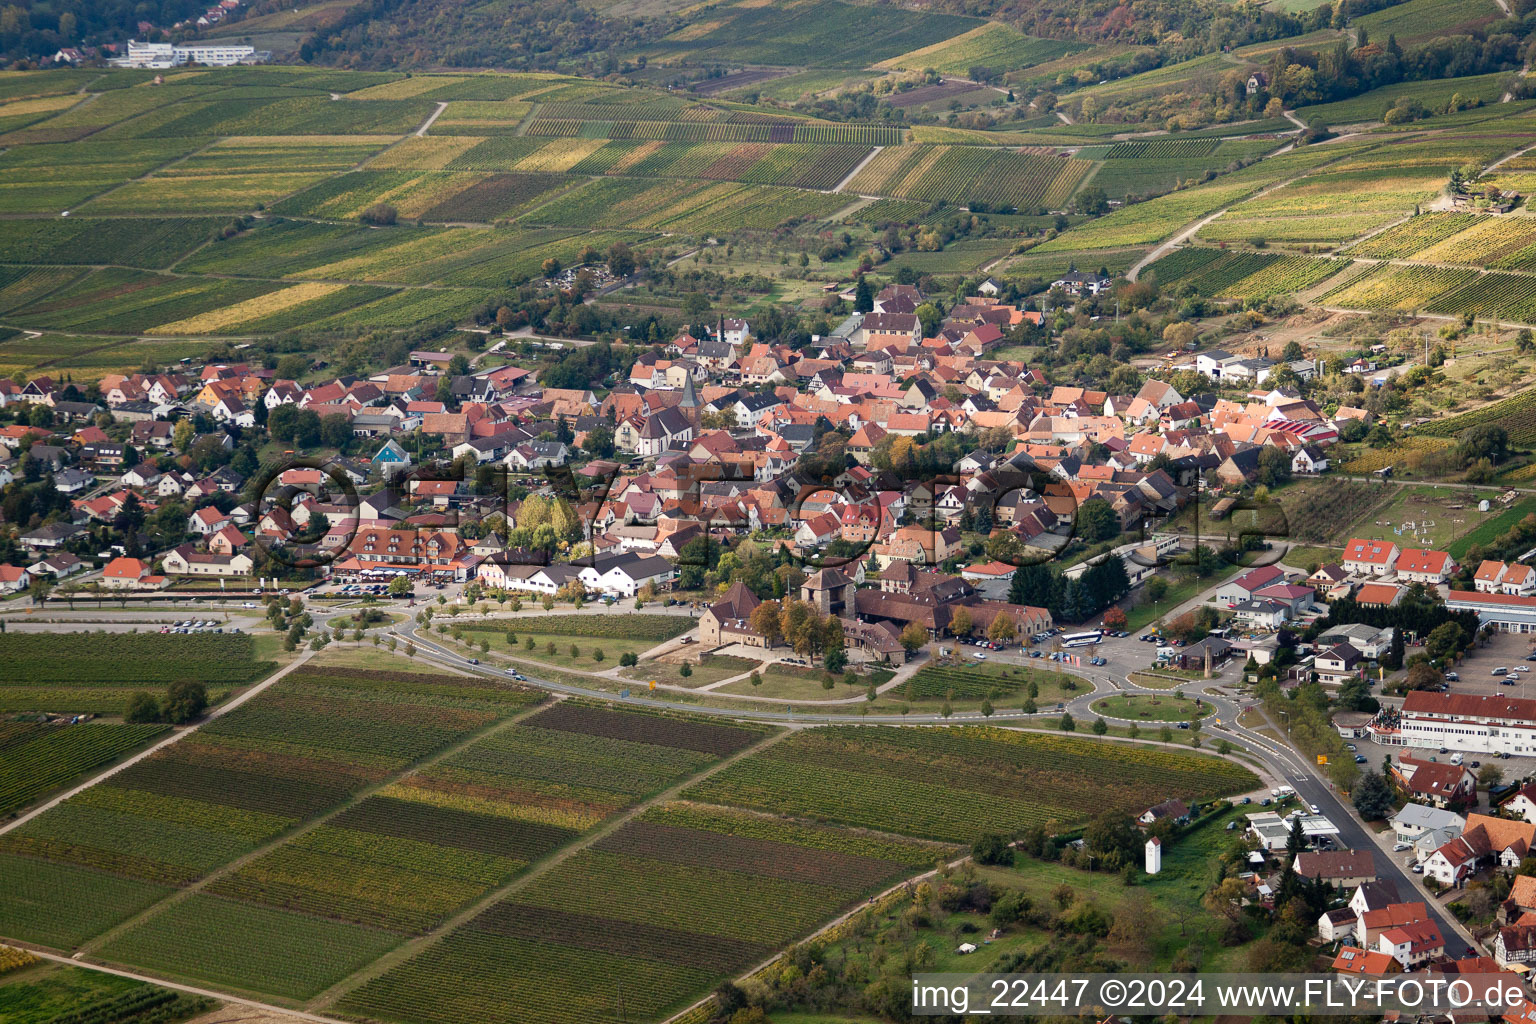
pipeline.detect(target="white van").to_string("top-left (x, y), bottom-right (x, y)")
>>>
top-left (1450, 753), bottom-right (1464, 766)
top-left (1494, 667), bottom-right (1509, 676)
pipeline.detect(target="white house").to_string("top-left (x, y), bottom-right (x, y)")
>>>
top-left (574, 552), bottom-right (675, 598)
top-left (1394, 548), bottom-right (1455, 585)
top-left (1292, 445), bottom-right (1329, 474)
top-left (1342, 538), bottom-right (1399, 576)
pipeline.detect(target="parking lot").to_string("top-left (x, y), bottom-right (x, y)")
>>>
top-left (1441, 629), bottom-right (1536, 698)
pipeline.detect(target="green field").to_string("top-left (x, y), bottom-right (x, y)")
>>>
top-left (684, 726), bottom-right (1256, 843)
top-left (337, 800), bottom-right (945, 1024)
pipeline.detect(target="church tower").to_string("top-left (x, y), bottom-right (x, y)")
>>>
top-left (679, 371), bottom-right (701, 432)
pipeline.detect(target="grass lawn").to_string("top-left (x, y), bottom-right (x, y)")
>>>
top-left (889, 658), bottom-right (1088, 704)
top-left (1351, 484), bottom-right (1499, 553)
top-left (1282, 544), bottom-right (1342, 570)
top-left (454, 629), bottom-right (652, 669)
top-left (620, 654), bottom-right (761, 688)
top-left (1124, 567), bottom-right (1233, 633)
top-left (1090, 693), bottom-right (1215, 722)
top-left (716, 664), bottom-right (875, 700)
top-left (1448, 497), bottom-right (1536, 559)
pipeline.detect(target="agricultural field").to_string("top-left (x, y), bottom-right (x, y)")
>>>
top-left (1425, 273), bottom-right (1536, 324)
top-left (1092, 138), bottom-right (1282, 200)
top-left (1318, 263), bottom-right (1478, 312)
top-left (0, 217), bottom-right (224, 268)
top-left (1263, 477), bottom-right (1400, 545)
top-left (0, 722), bottom-right (167, 817)
top-left (0, 633), bottom-right (273, 714)
top-left (1410, 215), bottom-right (1536, 271)
top-left (0, 139), bottom-right (208, 214)
top-left (628, 0), bottom-right (981, 69)
top-left (3, 269), bottom-right (289, 335)
top-left (0, 960), bottom-right (214, 1024)
top-left (876, 22), bottom-right (1085, 75)
top-left (83, 136), bottom-right (398, 215)
top-left (1035, 179), bottom-right (1259, 251)
top-left (1353, 0), bottom-right (1504, 46)
top-left (1345, 212), bottom-right (1480, 258)
top-left (523, 177), bottom-right (846, 232)
top-left (282, 225), bottom-right (648, 289)
top-left (684, 726), bottom-right (1256, 843)
top-left (844, 145), bottom-right (1092, 212)
top-left (1143, 247), bottom-right (1343, 299)
top-left (83, 704), bottom-right (764, 1001)
top-left (0, 665), bottom-right (538, 954)
top-left (1420, 388), bottom-right (1536, 444)
top-left (1294, 70), bottom-right (1511, 126)
top-left (337, 801), bottom-right (943, 1024)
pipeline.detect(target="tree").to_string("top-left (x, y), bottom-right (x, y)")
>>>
top-left (987, 612), bottom-right (1016, 644)
top-left (1405, 662), bottom-right (1444, 690)
top-left (1479, 762), bottom-right (1506, 791)
top-left (1425, 621), bottom-right (1467, 661)
top-left (388, 575), bottom-right (411, 597)
top-left (973, 834), bottom-right (1014, 866)
top-left (853, 276), bottom-right (873, 313)
top-left (1352, 769), bottom-right (1395, 820)
top-left (1144, 576), bottom-right (1169, 603)
top-left (1075, 498), bottom-right (1118, 543)
top-left (125, 691), bottom-right (161, 723)
top-left (1102, 606), bottom-right (1127, 630)
top-left (1256, 446), bottom-right (1292, 489)
top-left (899, 622), bottom-right (928, 655)
top-left (607, 242), bottom-right (635, 278)
top-left (1092, 716), bottom-right (1108, 735)
top-left (949, 607), bottom-right (973, 637)
top-left (750, 599), bottom-right (784, 647)
top-left (1059, 711), bottom-right (1076, 732)
top-left (163, 680), bottom-right (208, 724)
top-left (360, 202), bottom-right (397, 225)
top-left (679, 661), bottom-right (692, 679)
top-left (173, 418), bottom-right (196, 452)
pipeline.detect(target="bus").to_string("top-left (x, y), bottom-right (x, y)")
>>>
top-left (1060, 630), bottom-right (1103, 649)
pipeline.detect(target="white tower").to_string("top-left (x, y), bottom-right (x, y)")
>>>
top-left (1145, 836), bottom-right (1162, 875)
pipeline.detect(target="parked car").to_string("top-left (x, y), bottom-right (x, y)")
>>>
top-left (1355, 755), bottom-right (1367, 763)
top-left (1445, 672), bottom-right (1459, 681)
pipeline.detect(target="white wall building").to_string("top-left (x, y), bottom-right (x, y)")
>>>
top-left (113, 39), bottom-right (263, 68)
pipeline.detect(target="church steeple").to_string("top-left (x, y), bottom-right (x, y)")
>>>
top-left (679, 372), bottom-right (701, 431)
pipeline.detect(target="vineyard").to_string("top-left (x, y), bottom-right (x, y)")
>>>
top-left (1425, 272), bottom-right (1536, 323)
top-left (1275, 478), bottom-right (1400, 542)
top-left (1143, 247), bottom-right (1341, 298)
top-left (900, 662), bottom-right (1077, 701)
top-left (523, 177), bottom-right (846, 232)
top-left (1105, 139), bottom-right (1221, 159)
top-left (95, 894), bottom-right (402, 1001)
top-left (0, 722), bottom-right (166, 816)
top-left (1319, 263), bottom-right (1478, 312)
top-left (0, 632), bottom-right (272, 713)
top-left (684, 726), bottom-right (1255, 843)
top-left (1346, 213), bottom-right (1480, 259)
top-left (337, 801), bottom-right (943, 1024)
top-left (845, 144), bottom-right (1092, 211)
top-left (1419, 388), bottom-right (1536, 444)
top-left (0, 666), bottom-right (537, 951)
top-left (0, 961), bottom-right (214, 1024)
top-left (1413, 215), bottom-right (1536, 271)
top-left (193, 702), bottom-right (764, 941)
